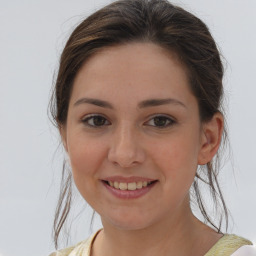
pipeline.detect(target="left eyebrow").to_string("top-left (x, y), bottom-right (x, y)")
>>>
top-left (138, 98), bottom-right (187, 109)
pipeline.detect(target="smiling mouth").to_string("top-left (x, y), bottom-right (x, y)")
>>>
top-left (103, 180), bottom-right (157, 191)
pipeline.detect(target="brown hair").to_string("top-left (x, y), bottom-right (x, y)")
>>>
top-left (50, 0), bottom-right (229, 248)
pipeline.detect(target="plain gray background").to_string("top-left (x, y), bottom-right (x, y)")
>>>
top-left (0, 1), bottom-right (255, 256)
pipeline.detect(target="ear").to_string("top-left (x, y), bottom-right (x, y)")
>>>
top-left (59, 125), bottom-right (68, 153)
top-left (198, 112), bottom-right (224, 165)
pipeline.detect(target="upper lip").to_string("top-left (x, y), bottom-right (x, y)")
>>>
top-left (101, 176), bottom-right (157, 183)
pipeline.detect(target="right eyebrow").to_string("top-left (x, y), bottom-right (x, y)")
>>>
top-left (73, 97), bottom-right (114, 109)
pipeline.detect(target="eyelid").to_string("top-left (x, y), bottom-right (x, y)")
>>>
top-left (81, 113), bottom-right (103, 119)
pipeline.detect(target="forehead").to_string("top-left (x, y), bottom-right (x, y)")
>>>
top-left (71, 42), bottom-right (193, 105)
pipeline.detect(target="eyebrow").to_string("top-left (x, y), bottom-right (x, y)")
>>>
top-left (73, 97), bottom-right (186, 109)
top-left (138, 98), bottom-right (186, 109)
top-left (74, 98), bottom-right (113, 109)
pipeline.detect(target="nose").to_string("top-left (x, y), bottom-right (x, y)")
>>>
top-left (107, 123), bottom-right (146, 168)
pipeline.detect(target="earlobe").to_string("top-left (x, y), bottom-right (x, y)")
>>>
top-left (59, 125), bottom-right (68, 153)
top-left (198, 112), bottom-right (224, 165)
top-left (59, 125), bottom-right (71, 167)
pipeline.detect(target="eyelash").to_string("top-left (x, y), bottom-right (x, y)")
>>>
top-left (81, 114), bottom-right (176, 128)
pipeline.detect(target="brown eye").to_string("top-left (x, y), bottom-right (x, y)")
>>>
top-left (146, 115), bottom-right (175, 128)
top-left (82, 115), bottom-right (110, 127)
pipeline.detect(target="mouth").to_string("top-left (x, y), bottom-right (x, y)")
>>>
top-left (102, 180), bottom-right (157, 191)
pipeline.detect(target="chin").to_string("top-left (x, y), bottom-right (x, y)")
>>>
top-left (101, 210), bottom-right (157, 231)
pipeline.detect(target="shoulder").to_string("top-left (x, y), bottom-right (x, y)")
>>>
top-left (48, 230), bottom-right (102, 256)
top-left (205, 234), bottom-right (254, 256)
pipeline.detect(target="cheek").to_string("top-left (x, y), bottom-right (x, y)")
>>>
top-left (150, 133), bottom-right (200, 181)
top-left (67, 137), bottom-right (108, 207)
top-left (67, 134), bottom-right (107, 185)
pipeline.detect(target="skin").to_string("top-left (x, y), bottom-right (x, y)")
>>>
top-left (61, 43), bottom-right (224, 256)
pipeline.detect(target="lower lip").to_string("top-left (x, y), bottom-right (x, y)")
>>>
top-left (102, 181), bottom-right (156, 199)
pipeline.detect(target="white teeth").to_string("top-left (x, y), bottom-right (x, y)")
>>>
top-left (142, 181), bottom-right (147, 187)
top-left (107, 181), bottom-right (154, 190)
top-left (127, 182), bottom-right (136, 191)
top-left (136, 181), bottom-right (142, 189)
top-left (119, 182), bottom-right (128, 190)
top-left (114, 181), bottom-right (119, 189)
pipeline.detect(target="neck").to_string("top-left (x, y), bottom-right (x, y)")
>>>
top-left (92, 202), bottom-right (220, 256)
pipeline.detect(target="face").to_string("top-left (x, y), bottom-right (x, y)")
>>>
top-left (62, 43), bottom-right (210, 231)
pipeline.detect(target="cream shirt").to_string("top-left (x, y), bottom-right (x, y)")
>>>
top-left (50, 231), bottom-right (256, 256)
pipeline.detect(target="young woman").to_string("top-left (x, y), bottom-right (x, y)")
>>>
top-left (49, 0), bottom-right (255, 255)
